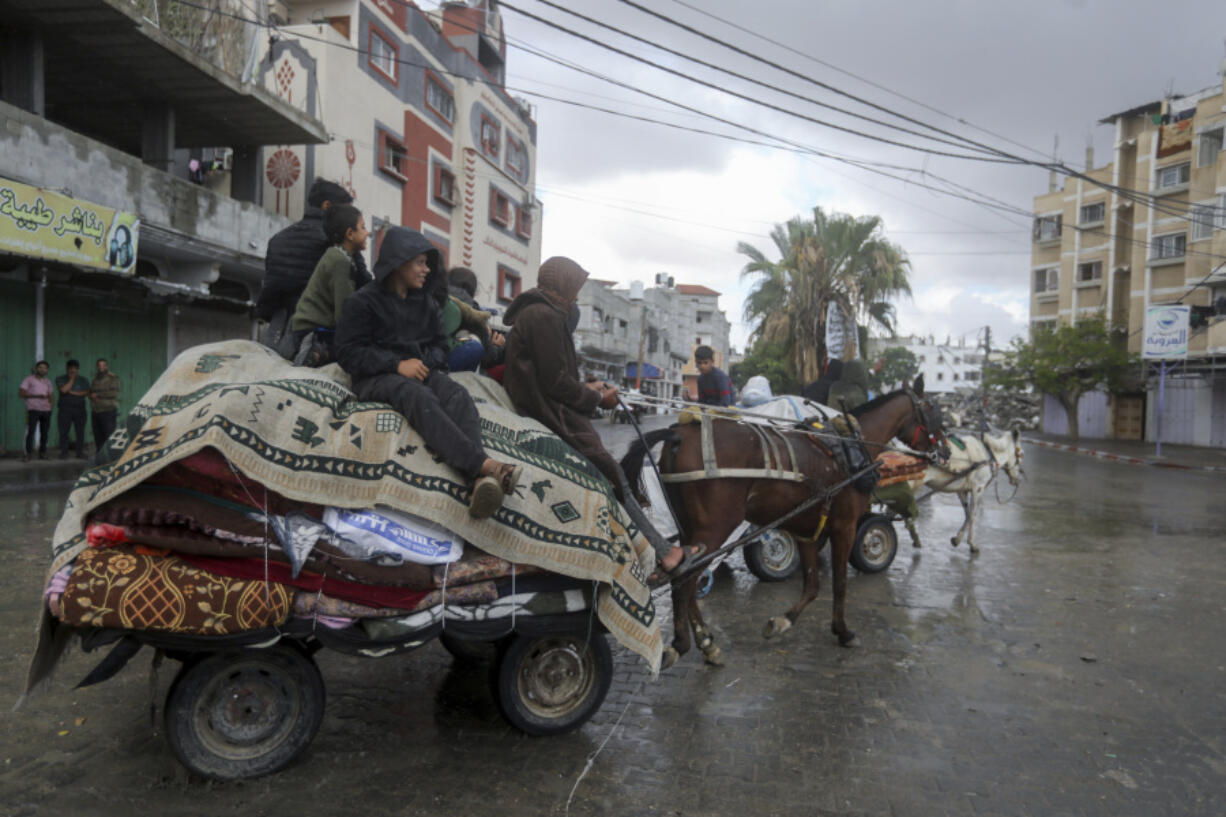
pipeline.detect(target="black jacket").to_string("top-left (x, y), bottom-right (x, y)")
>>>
top-left (255, 206), bottom-right (369, 320)
top-left (335, 228), bottom-right (448, 381)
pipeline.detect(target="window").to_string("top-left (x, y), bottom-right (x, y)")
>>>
top-left (953, 373), bottom-right (959, 381)
top-left (1033, 267), bottom-right (1058, 294)
top-left (379, 132), bottom-right (407, 181)
top-left (936, 372), bottom-right (944, 381)
top-left (489, 187), bottom-right (510, 226)
top-left (433, 165), bottom-right (456, 206)
top-left (1151, 232), bottom-right (1186, 260)
top-left (368, 28), bottom-right (398, 81)
top-left (480, 115), bottom-right (500, 159)
top-left (496, 266), bottom-right (521, 304)
top-left (1218, 194), bottom-right (1226, 230)
top-left (506, 136), bottom-right (526, 177)
top-left (1199, 128), bottom-right (1223, 167)
top-left (1155, 162), bottom-right (1190, 190)
top-left (515, 206), bottom-right (532, 239)
top-left (426, 75), bottom-right (455, 123)
top-left (1079, 201), bottom-right (1105, 225)
top-left (1077, 261), bottom-right (1102, 283)
top-left (1033, 214), bottom-right (1061, 242)
top-left (937, 355), bottom-right (945, 364)
top-left (1190, 203), bottom-right (1215, 241)
top-left (964, 371), bottom-right (980, 382)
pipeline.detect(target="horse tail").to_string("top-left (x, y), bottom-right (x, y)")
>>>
top-left (619, 427), bottom-right (681, 493)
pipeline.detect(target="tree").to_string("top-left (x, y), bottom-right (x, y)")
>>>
top-left (738, 206), bottom-right (911, 385)
top-left (986, 316), bottom-right (1137, 441)
top-left (729, 340), bottom-right (801, 396)
top-left (869, 346), bottom-right (919, 393)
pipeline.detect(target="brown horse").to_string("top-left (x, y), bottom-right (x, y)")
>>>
top-left (621, 376), bottom-right (948, 668)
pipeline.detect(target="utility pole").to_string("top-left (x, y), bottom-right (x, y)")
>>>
top-left (635, 303), bottom-right (648, 391)
top-left (979, 324), bottom-right (992, 432)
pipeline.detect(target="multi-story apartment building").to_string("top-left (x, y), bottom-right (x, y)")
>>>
top-left (865, 335), bottom-right (984, 394)
top-left (576, 275), bottom-right (731, 402)
top-left (1030, 61), bottom-right (1226, 447)
top-left (0, 0), bottom-right (326, 453)
top-left (257, 0), bottom-right (541, 308)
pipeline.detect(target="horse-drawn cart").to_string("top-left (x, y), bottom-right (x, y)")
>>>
top-left (23, 342), bottom-right (667, 781)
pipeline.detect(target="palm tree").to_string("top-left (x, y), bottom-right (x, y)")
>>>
top-left (738, 206), bottom-right (911, 384)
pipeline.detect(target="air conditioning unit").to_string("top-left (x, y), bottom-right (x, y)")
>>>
top-left (268, 1), bottom-right (290, 25)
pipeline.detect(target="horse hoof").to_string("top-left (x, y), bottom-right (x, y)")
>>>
top-left (969, 544), bottom-right (980, 555)
top-left (762, 616), bottom-right (791, 639)
top-left (837, 630), bottom-right (857, 647)
top-left (911, 540), bottom-right (922, 549)
top-left (661, 646), bottom-right (680, 671)
top-left (950, 536), bottom-right (960, 547)
top-left (702, 645), bottom-right (724, 667)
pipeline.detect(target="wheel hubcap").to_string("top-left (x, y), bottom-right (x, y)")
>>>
top-left (861, 528), bottom-right (891, 564)
top-left (196, 663), bottom-right (298, 758)
top-left (760, 531), bottom-right (796, 571)
top-left (518, 638), bottom-right (594, 717)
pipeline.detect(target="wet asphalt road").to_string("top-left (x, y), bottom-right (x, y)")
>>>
top-left (0, 418), bottom-right (1223, 816)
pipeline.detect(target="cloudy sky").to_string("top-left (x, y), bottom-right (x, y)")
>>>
top-left (475, 0), bottom-right (1226, 352)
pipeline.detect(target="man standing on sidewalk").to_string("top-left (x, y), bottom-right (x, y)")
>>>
top-left (55, 359), bottom-right (89, 459)
top-left (90, 358), bottom-right (120, 455)
top-left (18, 361), bottom-right (53, 461)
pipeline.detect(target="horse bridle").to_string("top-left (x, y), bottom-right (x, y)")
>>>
top-left (902, 390), bottom-right (948, 462)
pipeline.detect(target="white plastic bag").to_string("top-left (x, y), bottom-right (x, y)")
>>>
top-left (324, 506), bottom-right (464, 565)
top-left (739, 375), bottom-right (773, 407)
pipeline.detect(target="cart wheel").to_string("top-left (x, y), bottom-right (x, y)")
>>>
top-left (850, 514), bottom-right (898, 574)
top-left (696, 567), bottom-right (715, 598)
top-left (744, 529), bottom-right (800, 582)
top-left (495, 632), bottom-right (613, 736)
top-left (163, 644), bottom-right (325, 781)
top-left (439, 631), bottom-right (498, 664)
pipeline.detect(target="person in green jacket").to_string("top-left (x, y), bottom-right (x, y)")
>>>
top-left (290, 204), bottom-right (368, 365)
top-left (827, 358), bottom-right (870, 411)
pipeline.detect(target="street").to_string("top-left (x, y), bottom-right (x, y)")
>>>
top-left (0, 424), bottom-right (1223, 816)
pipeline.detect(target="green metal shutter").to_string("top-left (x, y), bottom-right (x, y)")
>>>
top-left (43, 286), bottom-right (168, 429)
top-left (0, 279), bottom-right (37, 453)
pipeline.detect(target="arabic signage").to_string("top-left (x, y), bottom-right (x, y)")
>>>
top-left (0, 177), bottom-right (139, 275)
top-left (825, 301), bottom-right (854, 359)
top-left (1142, 305), bottom-right (1189, 359)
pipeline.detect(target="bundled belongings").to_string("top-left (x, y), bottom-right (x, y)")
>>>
top-left (25, 340), bottom-right (667, 779)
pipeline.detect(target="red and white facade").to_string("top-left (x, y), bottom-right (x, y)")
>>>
top-left (257, 0), bottom-right (540, 305)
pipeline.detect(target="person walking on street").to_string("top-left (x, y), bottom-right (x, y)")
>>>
top-left (18, 361), bottom-right (53, 461)
top-left (55, 359), bottom-right (89, 458)
top-left (90, 358), bottom-right (121, 455)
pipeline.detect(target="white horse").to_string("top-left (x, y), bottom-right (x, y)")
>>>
top-left (921, 428), bottom-right (1023, 553)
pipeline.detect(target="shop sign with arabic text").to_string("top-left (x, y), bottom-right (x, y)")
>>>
top-left (0, 177), bottom-right (139, 275)
top-left (1142, 305), bottom-right (1189, 359)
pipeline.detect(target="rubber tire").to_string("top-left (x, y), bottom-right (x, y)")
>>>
top-left (163, 644), bottom-right (325, 781)
top-left (850, 514), bottom-right (898, 574)
top-left (744, 529), bottom-right (801, 582)
top-left (495, 631), bottom-right (613, 736)
top-left (439, 630), bottom-right (499, 664)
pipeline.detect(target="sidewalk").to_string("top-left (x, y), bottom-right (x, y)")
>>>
top-left (0, 453), bottom-right (89, 492)
top-left (1021, 431), bottom-right (1226, 473)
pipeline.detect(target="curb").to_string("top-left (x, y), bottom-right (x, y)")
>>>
top-left (1020, 437), bottom-right (1226, 473)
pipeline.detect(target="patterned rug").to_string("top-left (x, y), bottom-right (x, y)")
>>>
top-left (42, 340), bottom-right (661, 674)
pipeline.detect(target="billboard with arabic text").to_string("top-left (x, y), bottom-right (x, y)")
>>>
top-left (0, 177), bottom-right (139, 275)
top-left (1142, 305), bottom-right (1189, 359)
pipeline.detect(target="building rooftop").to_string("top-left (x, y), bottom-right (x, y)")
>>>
top-left (1097, 99), bottom-right (1162, 125)
top-left (677, 284), bottom-right (721, 296)
top-left (1, 0), bottom-right (327, 151)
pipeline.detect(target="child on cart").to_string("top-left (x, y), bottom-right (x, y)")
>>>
top-left (335, 227), bottom-right (521, 518)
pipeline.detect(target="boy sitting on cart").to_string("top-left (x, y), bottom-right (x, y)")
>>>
top-left (335, 227), bottom-right (521, 518)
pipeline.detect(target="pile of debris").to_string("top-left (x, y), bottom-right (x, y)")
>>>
top-left (934, 390), bottom-right (1040, 432)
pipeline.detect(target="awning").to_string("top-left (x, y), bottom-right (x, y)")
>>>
top-left (626, 362), bottom-right (662, 379)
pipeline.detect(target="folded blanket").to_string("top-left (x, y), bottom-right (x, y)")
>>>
top-left (58, 546), bottom-right (292, 635)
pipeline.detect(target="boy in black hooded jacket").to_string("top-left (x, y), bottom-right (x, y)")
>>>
top-left (335, 227), bottom-right (520, 518)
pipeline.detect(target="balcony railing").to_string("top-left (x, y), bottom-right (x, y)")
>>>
top-left (130, 0), bottom-right (262, 80)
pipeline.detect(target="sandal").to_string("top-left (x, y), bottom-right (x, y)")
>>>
top-left (468, 476), bottom-right (504, 519)
top-left (647, 543), bottom-right (708, 588)
top-left (495, 462), bottom-right (522, 496)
